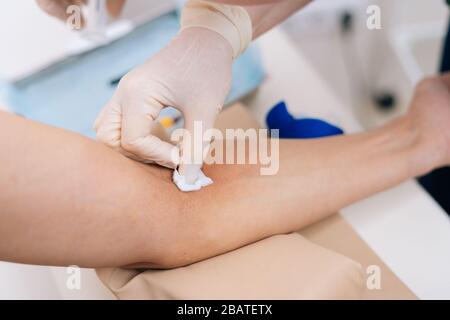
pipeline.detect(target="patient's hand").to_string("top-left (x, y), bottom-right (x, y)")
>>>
top-left (408, 74), bottom-right (450, 169)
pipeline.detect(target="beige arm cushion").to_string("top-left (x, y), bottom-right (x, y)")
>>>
top-left (96, 234), bottom-right (365, 300)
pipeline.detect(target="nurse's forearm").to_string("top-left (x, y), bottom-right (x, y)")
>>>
top-left (209, 0), bottom-right (310, 39)
top-left (245, 0), bottom-right (311, 39)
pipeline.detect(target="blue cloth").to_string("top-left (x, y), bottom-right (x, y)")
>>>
top-left (266, 101), bottom-right (344, 139)
top-left (1, 11), bottom-right (265, 138)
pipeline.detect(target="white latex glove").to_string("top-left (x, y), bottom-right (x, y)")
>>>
top-left (94, 27), bottom-right (233, 182)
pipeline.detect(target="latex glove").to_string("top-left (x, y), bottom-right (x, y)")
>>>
top-left (94, 27), bottom-right (233, 182)
top-left (36, 0), bottom-right (125, 24)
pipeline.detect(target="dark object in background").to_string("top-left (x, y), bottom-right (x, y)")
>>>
top-left (418, 9), bottom-right (450, 215)
top-left (340, 11), bottom-right (354, 34)
top-left (373, 91), bottom-right (397, 112)
top-left (266, 101), bottom-right (344, 139)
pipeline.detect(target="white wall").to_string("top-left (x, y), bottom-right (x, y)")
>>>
top-left (363, 0), bottom-right (447, 125)
top-left (282, 0), bottom-right (448, 128)
top-left (0, 1), bottom-right (74, 80)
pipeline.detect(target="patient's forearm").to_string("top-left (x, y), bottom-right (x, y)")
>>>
top-left (0, 111), bottom-right (179, 268)
top-left (0, 111), bottom-right (435, 269)
top-left (180, 116), bottom-right (431, 265)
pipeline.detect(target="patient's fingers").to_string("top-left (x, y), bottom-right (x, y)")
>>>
top-left (439, 73), bottom-right (450, 88)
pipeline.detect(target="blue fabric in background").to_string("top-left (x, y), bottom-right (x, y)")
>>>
top-left (1, 12), bottom-right (265, 138)
top-left (266, 101), bottom-right (344, 139)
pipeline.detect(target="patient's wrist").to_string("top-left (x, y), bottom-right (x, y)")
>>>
top-left (372, 115), bottom-right (435, 178)
top-left (399, 114), bottom-right (446, 177)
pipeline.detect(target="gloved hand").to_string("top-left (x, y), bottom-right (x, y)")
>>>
top-left (36, 0), bottom-right (125, 24)
top-left (94, 27), bottom-right (233, 182)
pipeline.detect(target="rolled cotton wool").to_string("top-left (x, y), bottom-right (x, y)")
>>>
top-left (173, 169), bottom-right (213, 192)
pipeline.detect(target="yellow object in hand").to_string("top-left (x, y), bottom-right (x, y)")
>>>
top-left (159, 117), bottom-right (175, 129)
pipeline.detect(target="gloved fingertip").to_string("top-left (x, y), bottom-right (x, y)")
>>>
top-left (93, 118), bottom-right (101, 131)
top-left (156, 160), bottom-right (178, 170)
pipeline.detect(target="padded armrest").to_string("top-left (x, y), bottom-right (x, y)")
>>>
top-left (97, 233), bottom-right (364, 300)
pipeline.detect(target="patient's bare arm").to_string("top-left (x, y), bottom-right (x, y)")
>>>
top-left (0, 111), bottom-right (181, 268)
top-left (0, 76), bottom-right (449, 269)
top-left (165, 76), bottom-right (450, 267)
